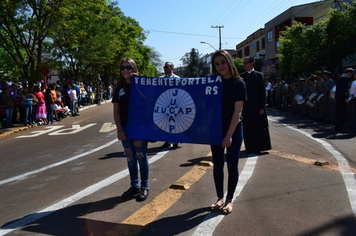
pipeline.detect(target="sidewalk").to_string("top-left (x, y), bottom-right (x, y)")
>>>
top-left (0, 100), bottom-right (111, 140)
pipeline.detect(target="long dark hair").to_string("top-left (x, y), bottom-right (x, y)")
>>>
top-left (211, 50), bottom-right (241, 78)
top-left (118, 57), bottom-right (138, 88)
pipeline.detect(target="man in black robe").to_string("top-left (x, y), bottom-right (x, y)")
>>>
top-left (240, 57), bottom-right (271, 153)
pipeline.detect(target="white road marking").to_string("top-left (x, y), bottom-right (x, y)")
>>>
top-left (0, 139), bottom-right (118, 186)
top-left (99, 122), bottom-right (117, 132)
top-left (48, 123), bottom-right (97, 135)
top-left (0, 150), bottom-right (169, 235)
top-left (15, 126), bottom-right (64, 138)
top-left (268, 117), bottom-right (356, 217)
top-left (192, 155), bottom-right (259, 236)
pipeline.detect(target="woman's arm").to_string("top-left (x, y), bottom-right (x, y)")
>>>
top-left (113, 102), bottom-right (127, 141)
top-left (222, 100), bottom-right (244, 148)
top-left (21, 93), bottom-right (32, 102)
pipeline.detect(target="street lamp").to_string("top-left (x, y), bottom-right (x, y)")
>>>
top-left (200, 41), bottom-right (217, 51)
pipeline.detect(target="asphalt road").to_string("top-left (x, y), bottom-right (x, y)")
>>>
top-left (0, 102), bottom-right (356, 236)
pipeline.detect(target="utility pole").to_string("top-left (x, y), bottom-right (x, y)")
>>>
top-left (211, 25), bottom-right (224, 50)
top-left (197, 48), bottom-right (199, 77)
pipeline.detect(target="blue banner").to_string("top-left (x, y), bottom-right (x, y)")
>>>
top-left (126, 75), bottom-right (222, 145)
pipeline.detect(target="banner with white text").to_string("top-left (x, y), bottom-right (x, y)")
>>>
top-left (126, 75), bottom-right (222, 145)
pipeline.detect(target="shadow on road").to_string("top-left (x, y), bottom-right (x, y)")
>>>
top-left (1, 196), bottom-right (215, 236)
top-left (296, 214), bottom-right (356, 236)
top-left (267, 107), bottom-right (356, 140)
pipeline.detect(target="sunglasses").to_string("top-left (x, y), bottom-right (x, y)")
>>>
top-left (163, 66), bottom-right (172, 69)
top-left (120, 65), bottom-right (133, 70)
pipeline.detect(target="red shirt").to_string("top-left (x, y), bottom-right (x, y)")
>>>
top-left (34, 91), bottom-right (45, 104)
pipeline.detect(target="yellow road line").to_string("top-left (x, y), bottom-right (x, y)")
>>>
top-left (122, 165), bottom-right (209, 226)
top-left (268, 150), bottom-right (341, 171)
top-left (105, 152), bottom-right (213, 235)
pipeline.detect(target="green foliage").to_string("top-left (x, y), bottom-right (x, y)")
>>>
top-left (277, 0), bottom-right (356, 76)
top-left (0, 0), bottom-right (158, 83)
top-left (0, 0), bottom-right (65, 82)
top-left (0, 47), bottom-right (21, 80)
top-left (180, 48), bottom-right (200, 77)
top-left (234, 57), bottom-right (244, 74)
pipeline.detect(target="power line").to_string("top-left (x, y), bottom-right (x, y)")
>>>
top-left (146, 29), bottom-right (243, 40)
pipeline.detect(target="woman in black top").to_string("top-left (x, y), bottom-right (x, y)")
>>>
top-left (210, 50), bottom-right (247, 214)
top-left (112, 57), bottom-right (149, 201)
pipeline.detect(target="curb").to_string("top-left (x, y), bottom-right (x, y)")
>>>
top-left (0, 100), bottom-right (111, 140)
top-left (0, 125), bottom-right (35, 139)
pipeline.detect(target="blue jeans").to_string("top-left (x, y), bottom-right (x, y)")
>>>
top-left (210, 123), bottom-right (243, 199)
top-left (23, 105), bottom-right (32, 125)
top-left (121, 128), bottom-right (149, 189)
top-left (47, 104), bottom-right (54, 122)
top-left (70, 100), bottom-right (77, 115)
top-left (4, 108), bottom-right (13, 125)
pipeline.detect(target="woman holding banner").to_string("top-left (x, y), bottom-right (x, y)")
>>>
top-left (210, 50), bottom-right (246, 214)
top-left (112, 57), bottom-right (150, 201)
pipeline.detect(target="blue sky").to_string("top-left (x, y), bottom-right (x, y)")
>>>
top-left (118, 0), bottom-right (319, 72)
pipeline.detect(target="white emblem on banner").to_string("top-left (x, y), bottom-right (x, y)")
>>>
top-left (153, 88), bottom-right (196, 133)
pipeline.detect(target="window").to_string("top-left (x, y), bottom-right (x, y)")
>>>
top-left (256, 40), bottom-right (260, 52)
top-left (267, 31), bottom-right (273, 42)
top-left (244, 46), bottom-right (249, 56)
top-left (238, 50), bottom-right (242, 58)
top-left (262, 38), bottom-right (265, 49)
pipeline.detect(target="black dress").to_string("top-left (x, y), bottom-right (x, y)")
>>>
top-left (240, 70), bottom-right (272, 152)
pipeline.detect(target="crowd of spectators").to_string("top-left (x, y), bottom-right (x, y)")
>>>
top-left (0, 77), bottom-right (114, 129)
top-left (266, 69), bottom-right (356, 133)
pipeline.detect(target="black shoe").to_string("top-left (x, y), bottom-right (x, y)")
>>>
top-left (159, 142), bottom-right (171, 149)
top-left (122, 187), bottom-right (140, 199)
top-left (137, 188), bottom-right (149, 201)
top-left (172, 144), bottom-right (179, 149)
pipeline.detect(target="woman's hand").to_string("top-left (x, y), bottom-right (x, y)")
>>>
top-left (117, 130), bottom-right (127, 141)
top-left (222, 135), bottom-right (232, 148)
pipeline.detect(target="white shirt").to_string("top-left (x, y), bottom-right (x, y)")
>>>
top-left (68, 88), bottom-right (77, 100)
top-left (160, 73), bottom-right (180, 78)
top-left (349, 80), bottom-right (356, 97)
top-left (266, 82), bottom-right (272, 91)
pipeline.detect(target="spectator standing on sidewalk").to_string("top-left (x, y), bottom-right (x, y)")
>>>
top-left (34, 86), bottom-right (48, 124)
top-left (45, 85), bottom-right (55, 124)
top-left (68, 83), bottom-right (78, 116)
top-left (159, 62), bottom-right (181, 149)
top-left (266, 79), bottom-right (272, 107)
top-left (112, 57), bottom-right (150, 201)
top-left (1, 87), bottom-right (15, 128)
top-left (75, 83), bottom-right (81, 113)
top-left (21, 86), bottom-right (34, 126)
top-left (8, 83), bottom-right (18, 124)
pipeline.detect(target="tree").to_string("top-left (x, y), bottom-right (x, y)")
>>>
top-left (0, 0), bottom-right (65, 81)
top-left (234, 57), bottom-right (262, 75)
top-left (277, 0), bottom-right (356, 75)
top-left (49, 1), bottom-right (154, 83)
top-left (180, 48), bottom-right (199, 77)
top-left (0, 47), bottom-right (22, 79)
